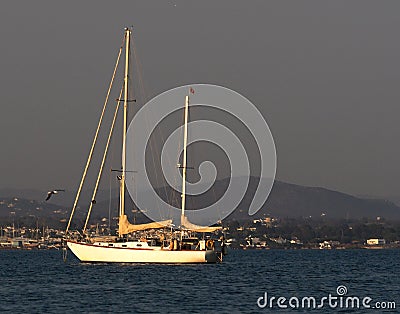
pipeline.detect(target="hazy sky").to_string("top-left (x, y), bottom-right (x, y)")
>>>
top-left (1, 1), bottom-right (399, 198)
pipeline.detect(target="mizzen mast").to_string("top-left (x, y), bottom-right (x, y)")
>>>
top-left (180, 95), bottom-right (189, 226)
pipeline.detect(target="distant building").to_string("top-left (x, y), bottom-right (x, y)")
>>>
top-left (366, 238), bottom-right (386, 245)
top-left (290, 239), bottom-right (303, 245)
top-left (319, 240), bottom-right (340, 249)
top-left (319, 241), bottom-right (332, 249)
top-left (11, 237), bottom-right (27, 248)
top-left (270, 236), bottom-right (287, 244)
top-left (0, 237), bottom-right (11, 248)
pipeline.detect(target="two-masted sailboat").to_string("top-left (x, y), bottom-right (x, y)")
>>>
top-left (64, 28), bottom-right (225, 263)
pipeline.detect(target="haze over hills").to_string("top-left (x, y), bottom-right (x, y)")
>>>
top-left (255, 180), bottom-right (400, 220)
top-left (150, 177), bottom-right (400, 221)
top-left (1, 178), bottom-right (399, 228)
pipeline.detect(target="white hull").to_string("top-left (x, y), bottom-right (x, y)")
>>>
top-left (67, 241), bottom-right (218, 263)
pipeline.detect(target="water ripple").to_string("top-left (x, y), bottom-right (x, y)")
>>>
top-left (0, 249), bottom-right (398, 313)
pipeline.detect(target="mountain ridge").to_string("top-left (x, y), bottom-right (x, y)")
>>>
top-left (1, 178), bottom-right (399, 228)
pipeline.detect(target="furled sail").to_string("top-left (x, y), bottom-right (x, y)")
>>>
top-left (118, 214), bottom-right (172, 235)
top-left (181, 215), bottom-right (222, 233)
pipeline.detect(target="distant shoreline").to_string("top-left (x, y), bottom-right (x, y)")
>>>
top-left (2, 245), bottom-right (399, 251)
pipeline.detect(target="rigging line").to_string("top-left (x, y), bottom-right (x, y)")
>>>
top-left (132, 37), bottom-right (167, 220)
top-left (107, 102), bottom-right (117, 235)
top-left (83, 85), bottom-right (124, 233)
top-left (135, 42), bottom-right (177, 219)
top-left (108, 166), bottom-right (112, 233)
top-left (210, 175), bottom-right (222, 224)
top-left (133, 39), bottom-right (188, 222)
top-left (132, 40), bottom-right (162, 219)
top-left (169, 106), bottom-right (184, 218)
top-left (131, 37), bottom-right (147, 103)
top-left (110, 130), bottom-right (118, 234)
top-left (66, 35), bottom-right (125, 234)
top-left (147, 121), bottom-right (164, 219)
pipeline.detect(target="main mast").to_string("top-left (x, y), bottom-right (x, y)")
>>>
top-left (119, 28), bottom-right (130, 234)
top-left (180, 95), bottom-right (189, 226)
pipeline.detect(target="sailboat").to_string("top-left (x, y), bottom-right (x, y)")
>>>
top-left (64, 28), bottom-right (225, 263)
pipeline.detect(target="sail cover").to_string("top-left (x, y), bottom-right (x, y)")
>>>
top-left (181, 215), bottom-right (222, 233)
top-left (118, 214), bottom-right (172, 235)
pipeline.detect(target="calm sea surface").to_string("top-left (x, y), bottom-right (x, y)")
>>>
top-left (0, 249), bottom-right (398, 313)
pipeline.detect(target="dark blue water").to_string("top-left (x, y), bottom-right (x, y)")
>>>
top-left (0, 249), bottom-right (398, 313)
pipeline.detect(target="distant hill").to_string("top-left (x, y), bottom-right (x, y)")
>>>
top-left (0, 188), bottom-right (113, 208)
top-left (1, 178), bottom-right (399, 228)
top-left (150, 177), bottom-right (400, 221)
top-left (240, 179), bottom-right (400, 220)
top-left (0, 197), bottom-right (70, 228)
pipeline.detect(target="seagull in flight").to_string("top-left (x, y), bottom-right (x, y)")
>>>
top-left (45, 189), bottom-right (65, 201)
